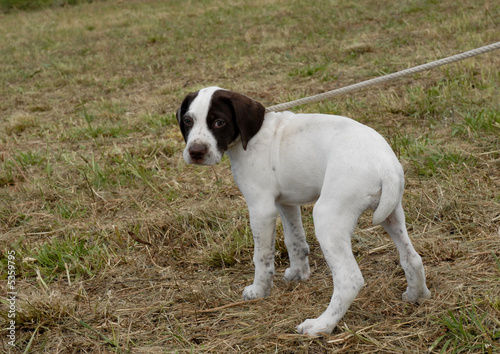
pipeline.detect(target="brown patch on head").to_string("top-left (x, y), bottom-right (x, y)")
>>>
top-left (210, 90), bottom-right (265, 150)
top-left (176, 90), bottom-right (199, 142)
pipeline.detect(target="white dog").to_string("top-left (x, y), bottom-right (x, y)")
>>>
top-left (176, 86), bottom-right (431, 336)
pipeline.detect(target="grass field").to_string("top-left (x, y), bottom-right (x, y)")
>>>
top-left (1, 0), bottom-right (499, 352)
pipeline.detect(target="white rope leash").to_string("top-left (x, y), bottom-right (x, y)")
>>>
top-left (265, 41), bottom-right (500, 113)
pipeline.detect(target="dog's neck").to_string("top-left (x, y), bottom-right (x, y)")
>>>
top-left (225, 136), bottom-right (247, 167)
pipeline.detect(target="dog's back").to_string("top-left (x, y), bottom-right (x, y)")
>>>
top-left (244, 111), bottom-right (404, 217)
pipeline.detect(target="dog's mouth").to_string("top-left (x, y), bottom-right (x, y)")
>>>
top-left (190, 158), bottom-right (209, 165)
top-left (185, 154), bottom-right (219, 166)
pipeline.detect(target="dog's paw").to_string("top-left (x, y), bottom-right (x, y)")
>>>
top-left (284, 266), bottom-right (310, 282)
top-left (296, 318), bottom-right (334, 336)
top-left (402, 286), bottom-right (431, 303)
top-left (242, 284), bottom-right (270, 300)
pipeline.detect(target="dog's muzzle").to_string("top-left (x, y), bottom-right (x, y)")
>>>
top-left (187, 143), bottom-right (209, 164)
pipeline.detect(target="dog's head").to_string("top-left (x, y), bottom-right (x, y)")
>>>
top-left (176, 87), bottom-right (265, 165)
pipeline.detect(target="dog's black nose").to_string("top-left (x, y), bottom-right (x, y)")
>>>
top-left (189, 143), bottom-right (208, 160)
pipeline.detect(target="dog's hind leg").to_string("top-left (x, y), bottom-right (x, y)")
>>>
top-left (381, 202), bottom-right (431, 302)
top-left (277, 204), bottom-right (311, 282)
top-left (297, 198), bottom-right (365, 336)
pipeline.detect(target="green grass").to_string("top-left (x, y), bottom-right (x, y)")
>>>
top-left (431, 302), bottom-right (500, 353)
top-left (25, 235), bottom-right (108, 282)
top-left (389, 133), bottom-right (478, 177)
top-left (452, 109), bottom-right (500, 137)
top-left (0, 0), bottom-right (499, 352)
top-left (0, 0), bottom-right (93, 12)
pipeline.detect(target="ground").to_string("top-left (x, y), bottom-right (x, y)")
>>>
top-left (0, 0), bottom-right (499, 352)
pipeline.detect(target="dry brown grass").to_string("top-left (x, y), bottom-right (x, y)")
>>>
top-left (1, 0), bottom-right (499, 352)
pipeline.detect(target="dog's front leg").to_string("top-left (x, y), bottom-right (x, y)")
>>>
top-left (242, 202), bottom-right (278, 300)
top-left (277, 204), bottom-right (310, 282)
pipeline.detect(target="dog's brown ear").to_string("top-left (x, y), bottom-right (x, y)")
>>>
top-left (218, 91), bottom-right (265, 150)
top-left (176, 91), bottom-right (199, 142)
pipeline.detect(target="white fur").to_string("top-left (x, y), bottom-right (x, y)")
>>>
top-left (181, 87), bottom-right (431, 336)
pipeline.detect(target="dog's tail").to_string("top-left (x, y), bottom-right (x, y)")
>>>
top-left (372, 171), bottom-right (403, 225)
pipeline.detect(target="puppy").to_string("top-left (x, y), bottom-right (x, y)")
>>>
top-left (176, 86), bottom-right (431, 335)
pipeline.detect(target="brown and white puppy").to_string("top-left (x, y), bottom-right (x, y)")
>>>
top-left (176, 86), bottom-right (431, 336)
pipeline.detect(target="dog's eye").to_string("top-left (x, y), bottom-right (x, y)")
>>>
top-left (183, 117), bottom-right (194, 127)
top-left (213, 119), bottom-right (226, 128)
